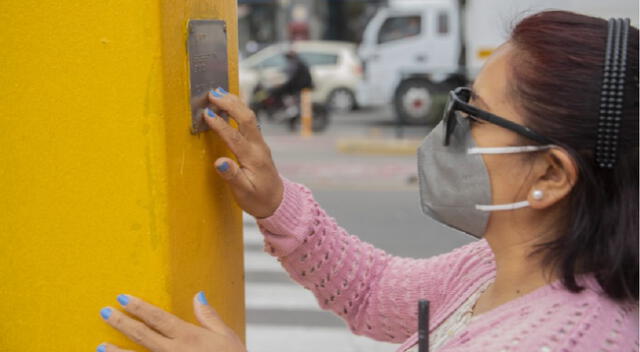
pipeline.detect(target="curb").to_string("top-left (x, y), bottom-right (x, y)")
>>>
top-left (336, 138), bottom-right (422, 155)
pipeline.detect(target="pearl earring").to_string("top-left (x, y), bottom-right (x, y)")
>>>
top-left (532, 190), bottom-right (544, 200)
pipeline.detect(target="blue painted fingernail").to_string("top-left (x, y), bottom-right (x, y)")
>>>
top-left (218, 87), bottom-right (228, 95)
top-left (206, 108), bottom-right (216, 118)
top-left (210, 89), bottom-right (222, 98)
top-left (100, 307), bottom-right (112, 320)
top-left (117, 294), bottom-right (129, 306)
top-left (97, 343), bottom-right (106, 352)
top-left (217, 162), bottom-right (229, 172)
top-left (197, 291), bottom-right (209, 305)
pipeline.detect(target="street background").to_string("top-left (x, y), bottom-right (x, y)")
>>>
top-left (244, 107), bottom-right (473, 352)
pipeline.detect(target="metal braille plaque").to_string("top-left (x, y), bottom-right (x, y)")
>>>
top-left (187, 20), bottom-right (228, 134)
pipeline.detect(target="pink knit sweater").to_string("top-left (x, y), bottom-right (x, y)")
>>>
top-left (256, 178), bottom-right (639, 351)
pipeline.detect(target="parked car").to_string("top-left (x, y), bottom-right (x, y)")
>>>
top-left (239, 41), bottom-right (363, 113)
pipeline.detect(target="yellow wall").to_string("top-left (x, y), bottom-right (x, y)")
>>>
top-left (0, 0), bottom-right (243, 350)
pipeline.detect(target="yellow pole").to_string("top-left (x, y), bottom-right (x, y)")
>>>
top-left (300, 88), bottom-right (314, 137)
top-left (0, 0), bottom-right (244, 350)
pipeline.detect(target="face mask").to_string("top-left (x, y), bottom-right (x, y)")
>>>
top-left (417, 115), bottom-right (553, 238)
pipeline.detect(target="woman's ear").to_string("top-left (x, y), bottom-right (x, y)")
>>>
top-left (528, 148), bottom-right (578, 209)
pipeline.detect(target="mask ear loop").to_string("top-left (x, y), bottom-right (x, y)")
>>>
top-left (475, 201), bottom-right (530, 211)
top-left (470, 146), bottom-right (553, 211)
top-left (476, 189), bottom-right (544, 211)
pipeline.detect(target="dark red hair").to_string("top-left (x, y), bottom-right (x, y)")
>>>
top-left (509, 11), bottom-right (638, 301)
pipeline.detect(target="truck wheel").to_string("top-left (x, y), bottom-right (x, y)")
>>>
top-left (393, 80), bottom-right (440, 125)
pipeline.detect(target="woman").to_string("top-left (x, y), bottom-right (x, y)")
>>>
top-left (97, 11), bottom-right (638, 352)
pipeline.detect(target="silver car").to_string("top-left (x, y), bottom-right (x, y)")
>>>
top-left (239, 41), bottom-right (363, 113)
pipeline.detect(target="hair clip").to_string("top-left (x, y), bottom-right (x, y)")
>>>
top-left (596, 18), bottom-right (630, 169)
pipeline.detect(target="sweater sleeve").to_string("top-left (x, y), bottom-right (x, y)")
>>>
top-left (256, 177), bottom-right (493, 343)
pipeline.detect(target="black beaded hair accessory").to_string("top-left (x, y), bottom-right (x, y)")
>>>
top-left (596, 18), bottom-right (630, 169)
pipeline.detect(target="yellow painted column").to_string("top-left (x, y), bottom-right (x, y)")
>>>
top-left (0, 0), bottom-right (243, 350)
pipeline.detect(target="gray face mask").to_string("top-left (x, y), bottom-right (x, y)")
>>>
top-left (417, 114), bottom-right (553, 238)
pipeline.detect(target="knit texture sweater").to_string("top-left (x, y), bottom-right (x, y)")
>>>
top-left (256, 178), bottom-right (639, 352)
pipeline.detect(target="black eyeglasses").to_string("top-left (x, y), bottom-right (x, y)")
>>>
top-left (443, 87), bottom-right (554, 146)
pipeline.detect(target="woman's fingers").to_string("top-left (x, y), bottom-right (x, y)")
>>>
top-left (203, 108), bottom-right (251, 159)
top-left (100, 307), bottom-right (171, 352)
top-left (116, 294), bottom-right (187, 339)
top-left (98, 342), bottom-right (137, 352)
top-left (207, 88), bottom-right (263, 142)
top-left (214, 157), bottom-right (254, 192)
top-left (100, 293), bottom-right (247, 352)
top-left (203, 87), bottom-right (283, 218)
top-left (192, 291), bottom-right (226, 332)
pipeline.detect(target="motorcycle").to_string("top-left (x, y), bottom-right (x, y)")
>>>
top-left (250, 82), bottom-right (331, 133)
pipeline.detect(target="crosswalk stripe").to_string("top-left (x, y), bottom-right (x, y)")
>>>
top-left (246, 325), bottom-right (399, 352)
top-left (243, 211), bottom-right (257, 225)
top-left (244, 251), bottom-right (283, 273)
top-left (243, 212), bottom-right (265, 248)
top-left (244, 227), bottom-right (264, 247)
top-left (246, 282), bottom-right (318, 310)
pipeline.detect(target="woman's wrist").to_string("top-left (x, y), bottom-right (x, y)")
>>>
top-left (255, 176), bottom-right (285, 219)
top-left (256, 177), bottom-right (306, 235)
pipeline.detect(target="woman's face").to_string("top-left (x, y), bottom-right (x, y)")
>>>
top-left (467, 44), bottom-right (539, 222)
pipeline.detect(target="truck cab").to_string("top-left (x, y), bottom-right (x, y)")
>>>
top-left (358, 0), bottom-right (638, 125)
top-left (357, 0), bottom-right (461, 124)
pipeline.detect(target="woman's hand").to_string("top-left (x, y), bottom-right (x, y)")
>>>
top-left (98, 292), bottom-right (245, 352)
top-left (204, 87), bottom-right (283, 219)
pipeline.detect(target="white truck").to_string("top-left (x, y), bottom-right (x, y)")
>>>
top-left (357, 0), bottom-right (639, 124)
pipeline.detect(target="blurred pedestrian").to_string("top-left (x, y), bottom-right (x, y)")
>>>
top-left (288, 4), bottom-right (310, 41)
top-left (97, 11), bottom-right (638, 352)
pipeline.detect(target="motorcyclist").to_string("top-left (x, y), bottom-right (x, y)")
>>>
top-left (269, 50), bottom-right (314, 117)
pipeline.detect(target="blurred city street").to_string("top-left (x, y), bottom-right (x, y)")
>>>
top-left (244, 107), bottom-right (473, 352)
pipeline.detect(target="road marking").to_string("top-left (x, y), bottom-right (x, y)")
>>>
top-left (243, 211), bottom-right (256, 225)
top-left (244, 250), bottom-right (283, 273)
top-left (246, 282), bottom-right (319, 310)
top-left (246, 325), bottom-right (399, 352)
top-left (244, 226), bottom-right (264, 247)
top-left (243, 212), bottom-right (264, 247)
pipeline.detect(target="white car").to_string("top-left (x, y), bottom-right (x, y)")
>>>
top-left (239, 41), bottom-right (363, 113)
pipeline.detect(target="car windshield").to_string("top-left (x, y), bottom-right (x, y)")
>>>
top-left (298, 52), bottom-right (339, 66)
